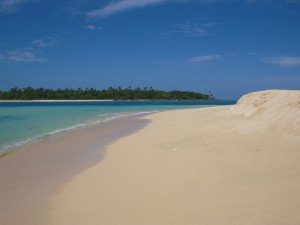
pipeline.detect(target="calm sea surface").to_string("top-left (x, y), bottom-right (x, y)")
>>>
top-left (0, 100), bottom-right (235, 153)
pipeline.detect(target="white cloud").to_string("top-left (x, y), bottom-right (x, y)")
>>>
top-left (1, 37), bottom-right (56, 63)
top-left (87, 0), bottom-right (170, 18)
top-left (86, 0), bottom-right (300, 18)
top-left (0, 0), bottom-right (36, 13)
top-left (263, 56), bottom-right (300, 67)
top-left (7, 50), bottom-right (46, 62)
top-left (186, 54), bottom-right (222, 63)
top-left (31, 37), bottom-right (57, 47)
top-left (86, 24), bottom-right (102, 30)
top-left (0, 48), bottom-right (47, 62)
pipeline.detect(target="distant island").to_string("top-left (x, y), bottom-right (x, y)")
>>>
top-left (0, 87), bottom-right (212, 100)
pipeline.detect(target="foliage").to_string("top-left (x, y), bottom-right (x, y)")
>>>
top-left (0, 87), bottom-right (211, 100)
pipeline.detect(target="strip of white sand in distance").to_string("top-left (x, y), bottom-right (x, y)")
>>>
top-left (46, 90), bottom-right (300, 225)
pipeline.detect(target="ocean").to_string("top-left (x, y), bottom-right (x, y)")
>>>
top-left (0, 100), bottom-right (235, 154)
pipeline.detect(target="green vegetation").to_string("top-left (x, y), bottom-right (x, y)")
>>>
top-left (0, 87), bottom-right (211, 100)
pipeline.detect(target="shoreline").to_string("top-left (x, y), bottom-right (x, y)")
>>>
top-left (0, 111), bottom-right (157, 157)
top-left (0, 115), bottom-right (150, 225)
top-left (0, 101), bottom-right (235, 157)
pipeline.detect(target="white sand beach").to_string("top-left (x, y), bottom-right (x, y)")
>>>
top-left (0, 117), bottom-right (149, 225)
top-left (44, 90), bottom-right (300, 225)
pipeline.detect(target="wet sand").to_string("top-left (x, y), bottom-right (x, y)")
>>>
top-left (0, 115), bottom-right (149, 225)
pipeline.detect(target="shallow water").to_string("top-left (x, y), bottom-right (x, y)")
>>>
top-left (0, 100), bottom-right (235, 153)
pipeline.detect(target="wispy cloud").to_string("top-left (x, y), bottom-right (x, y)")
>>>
top-left (31, 37), bottom-right (57, 47)
top-left (161, 19), bottom-right (218, 37)
top-left (87, 0), bottom-right (170, 18)
top-left (1, 35), bottom-right (62, 63)
top-left (262, 56), bottom-right (300, 67)
top-left (0, 48), bottom-right (46, 62)
top-left (86, 0), bottom-right (300, 19)
top-left (86, 24), bottom-right (102, 30)
top-left (186, 54), bottom-right (222, 63)
top-left (0, 0), bottom-right (36, 13)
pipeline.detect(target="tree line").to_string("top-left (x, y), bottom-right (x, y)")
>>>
top-left (0, 87), bottom-right (211, 100)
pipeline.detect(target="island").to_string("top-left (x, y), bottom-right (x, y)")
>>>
top-left (0, 87), bottom-right (212, 100)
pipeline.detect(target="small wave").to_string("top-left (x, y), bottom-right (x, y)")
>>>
top-left (0, 137), bottom-right (38, 155)
top-left (0, 123), bottom-right (89, 155)
top-left (0, 110), bottom-right (160, 155)
top-left (90, 110), bottom-right (161, 125)
top-left (46, 123), bottom-right (87, 136)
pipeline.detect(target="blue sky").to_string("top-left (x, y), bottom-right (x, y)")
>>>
top-left (0, 0), bottom-right (300, 99)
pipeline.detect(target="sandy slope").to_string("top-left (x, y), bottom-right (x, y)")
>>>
top-left (45, 90), bottom-right (300, 225)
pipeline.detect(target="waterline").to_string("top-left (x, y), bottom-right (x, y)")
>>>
top-left (0, 100), bottom-right (235, 154)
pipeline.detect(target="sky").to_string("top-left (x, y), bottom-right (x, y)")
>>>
top-left (0, 0), bottom-right (300, 99)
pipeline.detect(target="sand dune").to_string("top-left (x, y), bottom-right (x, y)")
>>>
top-left (228, 90), bottom-right (300, 133)
top-left (45, 90), bottom-right (300, 225)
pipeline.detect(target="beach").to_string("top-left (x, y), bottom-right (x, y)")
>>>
top-left (0, 116), bottom-right (149, 225)
top-left (1, 90), bottom-right (300, 225)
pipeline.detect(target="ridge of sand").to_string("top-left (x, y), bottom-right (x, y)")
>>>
top-left (45, 90), bottom-right (300, 225)
top-left (228, 90), bottom-right (300, 134)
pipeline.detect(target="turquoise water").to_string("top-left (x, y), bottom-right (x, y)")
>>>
top-left (0, 100), bottom-right (235, 153)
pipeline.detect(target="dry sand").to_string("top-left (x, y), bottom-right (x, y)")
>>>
top-left (45, 90), bottom-right (300, 225)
